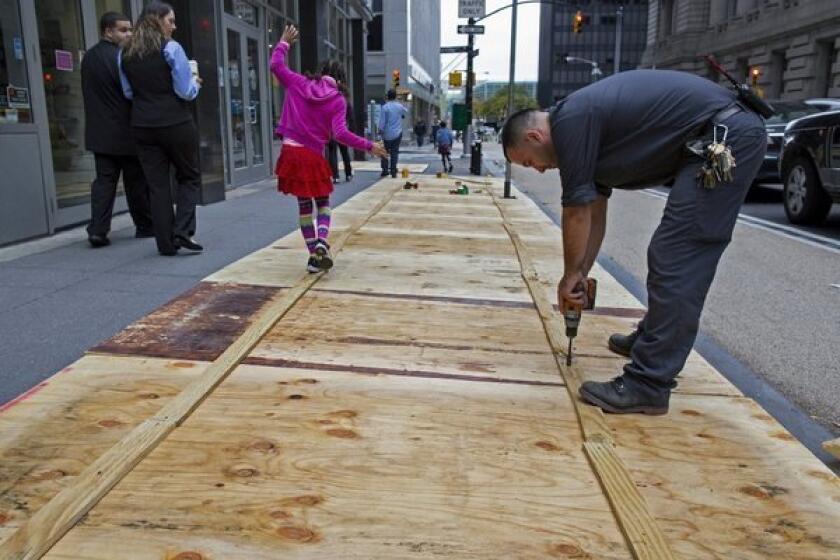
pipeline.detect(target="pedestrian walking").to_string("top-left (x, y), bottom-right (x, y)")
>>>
top-left (436, 121), bottom-right (454, 173)
top-left (414, 119), bottom-right (427, 147)
top-left (119, 1), bottom-right (203, 256)
top-left (271, 25), bottom-right (386, 273)
top-left (378, 89), bottom-right (407, 178)
top-left (502, 69), bottom-right (767, 415)
top-left (431, 120), bottom-right (440, 149)
top-left (82, 11), bottom-right (152, 248)
top-left (327, 97), bottom-right (354, 183)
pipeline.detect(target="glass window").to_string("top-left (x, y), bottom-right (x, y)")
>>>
top-left (36, 0), bottom-right (94, 208)
top-left (0, 0), bottom-right (33, 124)
top-left (367, 14), bottom-right (382, 51)
top-left (225, 0), bottom-right (259, 27)
top-left (95, 0), bottom-right (131, 22)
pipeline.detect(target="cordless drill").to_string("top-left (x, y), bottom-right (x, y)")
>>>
top-left (560, 278), bottom-right (597, 366)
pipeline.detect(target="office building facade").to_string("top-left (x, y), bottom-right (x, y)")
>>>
top-left (365, 0), bottom-right (441, 134)
top-left (640, 0), bottom-right (840, 100)
top-left (0, 0), bottom-right (372, 246)
top-left (537, 0), bottom-right (649, 107)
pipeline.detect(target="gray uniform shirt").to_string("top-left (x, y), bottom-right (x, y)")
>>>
top-left (550, 69), bottom-right (738, 207)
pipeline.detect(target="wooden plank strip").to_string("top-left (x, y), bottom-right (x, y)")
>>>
top-left (488, 187), bottom-right (676, 560)
top-left (824, 437), bottom-right (840, 460)
top-left (0, 184), bottom-right (402, 560)
top-left (583, 441), bottom-right (676, 560)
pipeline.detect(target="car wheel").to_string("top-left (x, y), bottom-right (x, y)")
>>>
top-left (782, 157), bottom-right (832, 225)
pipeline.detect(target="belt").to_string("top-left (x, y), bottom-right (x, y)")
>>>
top-left (711, 103), bottom-right (745, 125)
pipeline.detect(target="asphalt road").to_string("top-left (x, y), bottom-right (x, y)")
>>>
top-left (483, 143), bottom-right (840, 445)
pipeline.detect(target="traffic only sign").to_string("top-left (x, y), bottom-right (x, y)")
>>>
top-left (458, 0), bottom-right (485, 19)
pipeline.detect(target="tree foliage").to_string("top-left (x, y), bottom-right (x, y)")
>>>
top-left (474, 86), bottom-right (538, 121)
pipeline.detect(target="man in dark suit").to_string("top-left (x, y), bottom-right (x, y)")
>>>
top-left (81, 12), bottom-right (152, 247)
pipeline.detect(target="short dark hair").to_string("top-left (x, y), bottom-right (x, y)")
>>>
top-left (501, 108), bottom-right (539, 162)
top-left (439, 121), bottom-right (447, 128)
top-left (387, 89), bottom-right (397, 100)
top-left (100, 11), bottom-right (130, 34)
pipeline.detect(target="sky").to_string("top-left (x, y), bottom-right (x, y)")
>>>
top-left (439, 0), bottom-right (541, 84)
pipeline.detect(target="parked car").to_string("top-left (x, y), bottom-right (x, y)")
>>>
top-left (778, 110), bottom-right (840, 224)
top-left (805, 98), bottom-right (840, 112)
top-left (756, 101), bottom-right (821, 184)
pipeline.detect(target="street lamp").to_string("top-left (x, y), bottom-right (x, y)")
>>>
top-left (565, 55), bottom-right (603, 80)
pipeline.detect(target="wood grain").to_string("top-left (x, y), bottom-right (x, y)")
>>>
top-left (0, 185), bottom-right (402, 560)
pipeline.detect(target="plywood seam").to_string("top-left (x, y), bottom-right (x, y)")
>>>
top-left (0, 184), bottom-right (403, 560)
top-left (488, 186), bottom-right (677, 560)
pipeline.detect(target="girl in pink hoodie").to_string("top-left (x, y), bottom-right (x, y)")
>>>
top-left (271, 25), bottom-right (386, 273)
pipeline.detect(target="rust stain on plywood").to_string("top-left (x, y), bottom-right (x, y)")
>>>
top-left (90, 282), bottom-right (280, 361)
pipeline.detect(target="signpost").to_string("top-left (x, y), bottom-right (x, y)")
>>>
top-left (458, 0), bottom-right (486, 19)
top-left (457, 24), bottom-right (485, 34)
top-left (440, 46), bottom-right (470, 54)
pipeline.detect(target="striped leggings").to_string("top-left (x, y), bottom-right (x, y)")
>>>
top-left (297, 196), bottom-right (331, 253)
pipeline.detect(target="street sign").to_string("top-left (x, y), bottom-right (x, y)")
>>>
top-left (440, 46), bottom-right (470, 54)
top-left (458, 0), bottom-right (485, 19)
top-left (452, 103), bottom-right (468, 130)
top-left (449, 72), bottom-right (462, 88)
top-left (457, 24), bottom-right (485, 35)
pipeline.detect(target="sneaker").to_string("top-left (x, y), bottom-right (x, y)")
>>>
top-left (608, 327), bottom-right (641, 357)
top-left (448, 165), bottom-right (454, 173)
top-left (313, 240), bottom-right (333, 271)
top-left (306, 256), bottom-right (321, 273)
top-left (391, 173), bottom-right (397, 178)
top-left (174, 235), bottom-right (203, 252)
top-left (579, 376), bottom-right (669, 415)
top-left (380, 171), bottom-right (389, 177)
top-left (345, 174), bottom-right (353, 182)
top-left (88, 234), bottom-right (110, 248)
top-left (332, 177), bottom-right (340, 184)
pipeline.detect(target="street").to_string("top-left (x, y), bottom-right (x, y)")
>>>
top-left (482, 142), bottom-right (840, 439)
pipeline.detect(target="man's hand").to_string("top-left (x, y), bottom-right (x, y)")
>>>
top-left (370, 142), bottom-right (388, 158)
top-left (281, 25), bottom-right (299, 46)
top-left (558, 271), bottom-right (587, 309)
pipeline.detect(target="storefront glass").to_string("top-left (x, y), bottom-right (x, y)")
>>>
top-left (95, 0), bottom-right (131, 19)
top-left (35, 0), bottom-right (93, 209)
top-left (0, 0), bottom-right (33, 125)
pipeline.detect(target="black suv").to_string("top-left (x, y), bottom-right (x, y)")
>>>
top-left (778, 110), bottom-right (840, 224)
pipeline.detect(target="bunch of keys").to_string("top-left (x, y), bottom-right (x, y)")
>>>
top-left (698, 123), bottom-right (736, 189)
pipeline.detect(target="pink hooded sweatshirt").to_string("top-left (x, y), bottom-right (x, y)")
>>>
top-left (270, 41), bottom-right (372, 155)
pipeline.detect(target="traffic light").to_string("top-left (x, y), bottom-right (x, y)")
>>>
top-left (751, 67), bottom-right (760, 87)
top-left (449, 71), bottom-right (462, 88)
top-left (392, 69), bottom-right (400, 89)
top-left (573, 10), bottom-right (584, 33)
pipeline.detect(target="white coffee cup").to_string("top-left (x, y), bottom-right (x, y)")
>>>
top-left (189, 59), bottom-right (199, 79)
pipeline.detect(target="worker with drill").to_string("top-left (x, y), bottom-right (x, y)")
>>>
top-left (501, 69), bottom-right (767, 415)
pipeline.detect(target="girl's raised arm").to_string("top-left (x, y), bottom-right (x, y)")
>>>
top-left (270, 25), bottom-right (307, 90)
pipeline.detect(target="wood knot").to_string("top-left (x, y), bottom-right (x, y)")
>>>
top-left (33, 469), bottom-right (66, 481)
top-left (328, 410), bottom-right (358, 418)
top-left (140, 392), bottom-right (160, 399)
top-left (276, 525), bottom-right (319, 543)
top-left (326, 428), bottom-right (359, 439)
top-left (294, 378), bottom-right (319, 385)
top-left (547, 542), bottom-right (588, 557)
top-left (535, 440), bottom-right (560, 452)
top-left (170, 552), bottom-right (204, 560)
top-left (171, 362), bottom-right (195, 368)
top-left (287, 394), bottom-right (306, 400)
top-left (280, 495), bottom-right (324, 507)
top-left (0, 512), bottom-right (10, 525)
top-left (97, 419), bottom-right (125, 428)
top-left (248, 439), bottom-right (277, 453)
top-left (681, 409), bottom-right (702, 416)
top-left (226, 464), bottom-right (259, 478)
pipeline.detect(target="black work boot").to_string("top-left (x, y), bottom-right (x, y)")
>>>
top-left (579, 376), bottom-right (669, 415)
top-left (607, 327), bottom-right (641, 357)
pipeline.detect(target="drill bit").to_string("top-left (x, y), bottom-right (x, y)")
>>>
top-left (566, 337), bottom-right (573, 366)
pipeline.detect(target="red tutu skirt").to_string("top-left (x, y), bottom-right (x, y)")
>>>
top-left (276, 144), bottom-right (333, 198)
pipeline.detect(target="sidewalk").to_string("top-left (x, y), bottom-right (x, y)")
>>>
top-left (0, 172), bottom-right (384, 406)
top-left (0, 172), bottom-right (838, 558)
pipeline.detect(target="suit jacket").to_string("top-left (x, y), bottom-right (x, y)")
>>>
top-left (81, 40), bottom-right (135, 155)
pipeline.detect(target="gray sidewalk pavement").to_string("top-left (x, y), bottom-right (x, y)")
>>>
top-left (0, 171), bottom-right (383, 406)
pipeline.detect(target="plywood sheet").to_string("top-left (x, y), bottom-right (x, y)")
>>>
top-left (605, 395), bottom-right (840, 559)
top-left (249, 291), bottom-right (560, 384)
top-left (44, 365), bottom-right (631, 560)
top-left (0, 355), bottom-right (205, 540)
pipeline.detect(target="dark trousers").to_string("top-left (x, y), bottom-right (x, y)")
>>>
top-left (87, 154), bottom-right (152, 237)
top-left (132, 121), bottom-right (201, 254)
top-left (623, 110), bottom-right (767, 396)
top-left (327, 140), bottom-right (352, 179)
top-left (380, 134), bottom-right (402, 176)
top-left (416, 134), bottom-right (424, 146)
